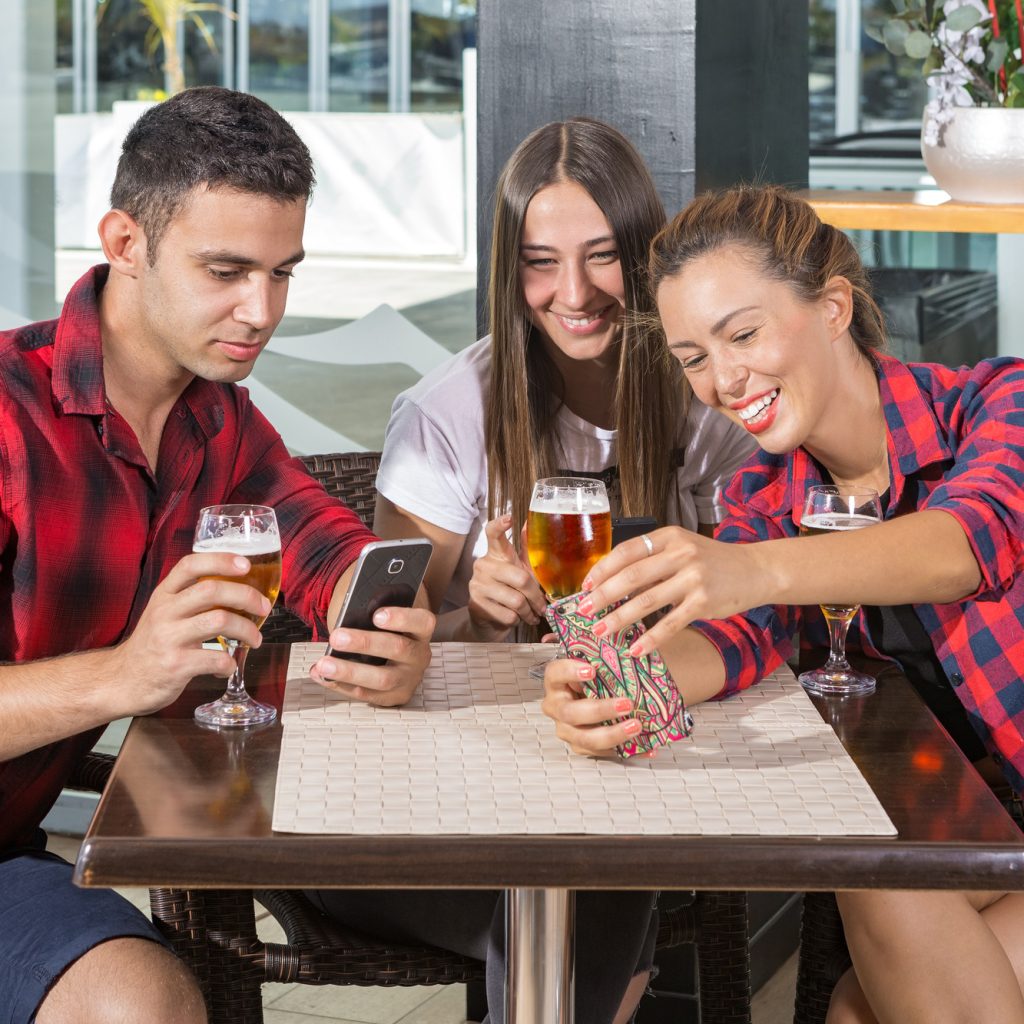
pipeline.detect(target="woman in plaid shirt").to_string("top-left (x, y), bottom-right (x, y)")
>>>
top-left (543, 185), bottom-right (1024, 1023)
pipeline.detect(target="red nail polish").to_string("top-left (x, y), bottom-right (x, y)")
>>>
top-left (592, 621), bottom-right (608, 637)
top-left (623, 719), bottom-right (642, 736)
top-left (577, 598), bottom-right (593, 617)
top-left (628, 641), bottom-right (643, 658)
top-left (614, 698), bottom-right (633, 713)
top-left (578, 664), bottom-right (595, 680)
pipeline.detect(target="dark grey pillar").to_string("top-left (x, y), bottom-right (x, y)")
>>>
top-left (476, 0), bottom-right (808, 330)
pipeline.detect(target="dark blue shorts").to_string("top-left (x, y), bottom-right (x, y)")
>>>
top-left (0, 832), bottom-right (168, 1024)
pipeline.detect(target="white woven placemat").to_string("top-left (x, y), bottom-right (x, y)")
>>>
top-left (272, 642), bottom-right (896, 837)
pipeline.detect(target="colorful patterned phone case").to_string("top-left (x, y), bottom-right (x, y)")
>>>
top-left (545, 591), bottom-right (694, 758)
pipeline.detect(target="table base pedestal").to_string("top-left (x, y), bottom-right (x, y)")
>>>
top-left (505, 887), bottom-right (575, 1024)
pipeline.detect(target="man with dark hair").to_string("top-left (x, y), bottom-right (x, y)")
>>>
top-left (0, 86), bottom-right (434, 1024)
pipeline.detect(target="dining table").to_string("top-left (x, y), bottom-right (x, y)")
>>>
top-left (74, 643), bottom-right (1024, 1024)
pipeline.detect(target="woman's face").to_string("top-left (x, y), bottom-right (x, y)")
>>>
top-left (656, 245), bottom-right (843, 455)
top-left (519, 180), bottom-right (627, 364)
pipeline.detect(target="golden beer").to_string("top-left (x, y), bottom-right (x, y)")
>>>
top-left (527, 504), bottom-right (612, 599)
top-left (193, 539), bottom-right (282, 628)
top-left (799, 512), bottom-right (876, 625)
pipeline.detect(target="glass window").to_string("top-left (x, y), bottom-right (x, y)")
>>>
top-left (96, 0), bottom-right (163, 109)
top-left (860, 1), bottom-right (928, 133)
top-left (329, 0), bottom-right (389, 112)
top-left (249, 0), bottom-right (310, 111)
top-left (410, 0), bottom-right (475, 112)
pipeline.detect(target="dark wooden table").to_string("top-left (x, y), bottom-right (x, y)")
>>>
top-left (73, 646), bottom-right (1024, 1023)
top-left (75, 645), bottom-right (1024, 892)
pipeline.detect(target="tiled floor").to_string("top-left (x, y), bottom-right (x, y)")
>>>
top-left (45, 832), bottom-right (797, 1024)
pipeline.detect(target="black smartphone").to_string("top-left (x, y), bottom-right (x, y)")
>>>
top-left (611, 516), bottom-right (658, 548)
top-left (324, 538), bottom-right (433, 665)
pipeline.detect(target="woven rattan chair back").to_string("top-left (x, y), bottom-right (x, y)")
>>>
top-left (260, 452), bottom-right (382, 644)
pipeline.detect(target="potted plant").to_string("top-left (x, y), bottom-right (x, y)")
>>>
top-left (874, 0), bottom-right (1024, 201)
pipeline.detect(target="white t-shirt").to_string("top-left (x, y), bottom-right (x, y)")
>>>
top-left (376, 336), bottom-right (757, 614)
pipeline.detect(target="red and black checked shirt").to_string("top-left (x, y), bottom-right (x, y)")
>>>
top-left (693, 353), bottom-right (1024, 790)
top-left (0, 266), bottom-right (376, 850)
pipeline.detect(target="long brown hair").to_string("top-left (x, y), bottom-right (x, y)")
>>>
top-left (485, 117), bottom-right (683, 533)
top-left (649, 184), bottom-right (887, 356)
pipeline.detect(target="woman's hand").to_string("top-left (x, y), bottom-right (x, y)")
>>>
top-left (466, 514), bottom-right (548, 641)
top-left (576, 526), bottom-right (771, 657)
top-left (540, 657), bottom-right (641, 756)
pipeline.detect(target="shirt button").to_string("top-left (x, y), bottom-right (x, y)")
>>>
top-left (950, 672), bottom-right (964, 687)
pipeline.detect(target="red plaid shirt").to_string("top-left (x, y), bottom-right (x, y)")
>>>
top-left (694, 353), bottom-right (1024, 790)
top-left (0, 266), bottom-right (376, 849)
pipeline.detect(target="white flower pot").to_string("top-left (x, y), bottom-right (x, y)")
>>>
top-left (921, 107), bottom-right (1024, 204)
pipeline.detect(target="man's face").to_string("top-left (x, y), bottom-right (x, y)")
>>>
top-left (135, 186), bottom-right (306, 385)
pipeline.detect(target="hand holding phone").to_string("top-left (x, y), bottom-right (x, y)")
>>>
top-left (545, 590), bottom-right (693, 757)
top-left (325, 539), bottom-right (433, 665)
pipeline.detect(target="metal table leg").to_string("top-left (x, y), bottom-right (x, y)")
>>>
top-left (505, 887), bottom-right (575, 1024)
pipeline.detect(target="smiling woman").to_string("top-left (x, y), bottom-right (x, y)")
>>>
top-left (542, 183), bottom-right (1024, 1024)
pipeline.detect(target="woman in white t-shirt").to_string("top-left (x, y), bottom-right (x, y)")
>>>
top-left (375, 117), bottom-right (755, 636)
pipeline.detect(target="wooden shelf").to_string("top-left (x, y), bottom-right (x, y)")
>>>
top-left (797, 189), bottom-right (1024, 234)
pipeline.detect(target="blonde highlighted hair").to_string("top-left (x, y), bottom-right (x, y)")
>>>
top-left (649, 184), bottom-right (887, 356)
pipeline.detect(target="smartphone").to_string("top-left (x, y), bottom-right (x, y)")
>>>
top-left (324, 538), bottom-right (433, 665)
top-left (611, 516), bottom-right (658, 548)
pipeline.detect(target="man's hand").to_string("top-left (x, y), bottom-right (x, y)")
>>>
top-left (106, 551), bottom-right (271, 718)
top-left (466, 514), bottom-right (547, 641)
top-left (540, 657), bottom-right (640, 757)
top-left (311, 604), bottom-right (435, 707)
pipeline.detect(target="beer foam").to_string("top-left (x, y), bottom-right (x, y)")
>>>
top-left (529, 494), bottom-right (610, 514)
top-left (193, 533), bottom-right (281, 556)
top-left (802, 512), bottom-right (877, 531)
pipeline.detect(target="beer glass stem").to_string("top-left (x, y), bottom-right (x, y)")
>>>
top-left (823, 616), bottom-right (853, 674)
top-left (224, 642), bottom-right (250, 702)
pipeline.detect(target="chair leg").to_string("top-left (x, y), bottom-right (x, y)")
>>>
top-left (794, 892), bottom-right (850, 1024)
top-left (150, 887), bottom-right (266, 1024)
top-left (695, 891), bottom-right (751, 1024)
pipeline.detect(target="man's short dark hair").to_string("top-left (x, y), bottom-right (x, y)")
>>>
top-left (110, 86), bottom-right (315, 263)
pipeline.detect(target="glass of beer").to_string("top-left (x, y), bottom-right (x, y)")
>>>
top-left (192, 504), bottom-right (282, 727)
top-left (527, 477), bottom-right (612, 599)
top-left (797, 485), bottom-right (882, 698)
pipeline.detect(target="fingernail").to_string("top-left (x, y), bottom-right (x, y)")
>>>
top-left (623, 719), bottom-right (642, 736)
top-left (614, 698), bottom-right (633, 713)
top-left (317, 659), bottom-right (335, 679)
top-left (592, 621), bottom-right (608, 638)
top-left (234, 556), bottom-right (249, 570)
top-left (332, 630), bottom-right (351, 648)
top-left (577, 598), bottom-right (593, 617)
top-left (373, 609), bottom-right (389, 626)
top-left (577, 664), bottom-right (595, 680)
top-left (628, 641), bottom-right (644, 658)
top-left (262, 597), bottom-right (272, 615)
top-left (581, 577), bottom-right (594, 592)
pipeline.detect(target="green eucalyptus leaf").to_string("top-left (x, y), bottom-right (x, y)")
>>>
top-left (905, 29), bottom-right (934, 58)
top-left (988, 38), bottom-right (1010, 72)
top-left (945, 5), bottom-right (983, 31)
top-left (883, 18), bottom-right (911, 54)
top-left (891, 0), bottom-right (907, 12)
top-left (865, 24), bottom-right (886, 43)
top-left (1010, 68), bottom-right (1024, 91)
top-left (923, 50), bottom-right (942, 74)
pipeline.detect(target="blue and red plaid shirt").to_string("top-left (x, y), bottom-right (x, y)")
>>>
top-left (0, 266), bottom-right (376, 849)
top-left (693, 353), bottom-right (1024, 790)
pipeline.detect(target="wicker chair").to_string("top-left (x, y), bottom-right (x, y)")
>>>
top-left (143, 451), bottom-right (754, 1024)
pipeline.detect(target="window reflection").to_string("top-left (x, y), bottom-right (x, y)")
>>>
top-left (249, 0), bottom-right (310, 111)
top-left (329, 1), bottom-right (388, 112)
top-left (411, 1), bottom-right (475, 112)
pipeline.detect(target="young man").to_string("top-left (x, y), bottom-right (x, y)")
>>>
top-left (0, 87), bottom-right (434, 1024)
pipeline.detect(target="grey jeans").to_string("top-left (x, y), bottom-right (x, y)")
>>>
top-left (306, 888), bottom-right (659, 1024)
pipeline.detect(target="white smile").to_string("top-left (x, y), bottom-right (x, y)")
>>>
top-left (554, 306), bottom-right (611, 328)
top-left (736, 389), bottom-right (779, 423)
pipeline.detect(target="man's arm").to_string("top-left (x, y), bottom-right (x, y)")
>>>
top-left (0, 551), bottom-right (269, 760)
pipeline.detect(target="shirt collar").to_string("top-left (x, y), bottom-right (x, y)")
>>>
top-left (51, 263), bottom-right (226, 441)
top-left (744, 351), bottom-right (954, 522)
